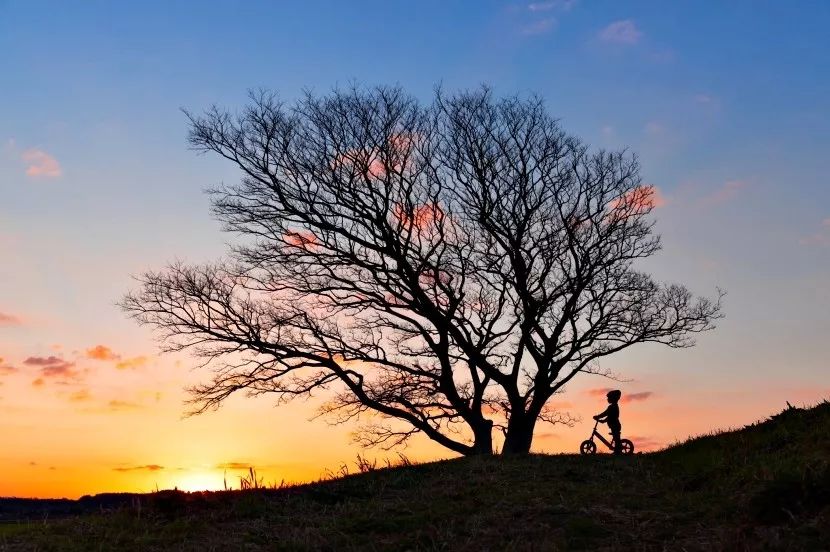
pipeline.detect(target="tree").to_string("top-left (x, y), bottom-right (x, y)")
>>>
top-left (121, 85), bottom-right (722, 456)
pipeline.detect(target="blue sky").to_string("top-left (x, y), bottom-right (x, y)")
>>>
top-left (1, 0), bottom-right (828, 496)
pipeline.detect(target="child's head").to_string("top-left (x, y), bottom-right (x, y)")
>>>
top-left (606, 389), bottom-right (621, 403)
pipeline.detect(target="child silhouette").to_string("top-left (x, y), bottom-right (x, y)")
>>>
top-left (593, 389), bottom-right (623, 454)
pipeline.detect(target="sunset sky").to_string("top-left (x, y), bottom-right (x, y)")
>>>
top-left (1, 1), bottom-right (828, 498)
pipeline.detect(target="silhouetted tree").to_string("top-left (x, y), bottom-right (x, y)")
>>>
top-left (121, 85), bottom-right (722, 455)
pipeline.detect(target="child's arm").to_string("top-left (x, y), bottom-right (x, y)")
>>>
top-left (593, 406), bottom-right (610, 421)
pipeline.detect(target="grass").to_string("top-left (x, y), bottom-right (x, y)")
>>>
top-left (1, 401), bottom-right (828, 551)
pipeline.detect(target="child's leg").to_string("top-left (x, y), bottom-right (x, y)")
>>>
top-left (611, 428), bottom-right (622, 454)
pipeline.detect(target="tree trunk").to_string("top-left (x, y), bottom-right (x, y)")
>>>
top-left (501, 414), bottom-right (536, 454)
top-left (469, 418), bottom-right (494, 455)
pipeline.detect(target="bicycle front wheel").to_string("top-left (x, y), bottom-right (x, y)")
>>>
top-left (580, 440), bottom-right (597, 455)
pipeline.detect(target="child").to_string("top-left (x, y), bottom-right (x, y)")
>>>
top-left (593, 389), bottom-right (622, 454)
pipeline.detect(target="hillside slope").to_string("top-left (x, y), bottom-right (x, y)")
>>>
top-left (2, 402), bottom-right (829, 551)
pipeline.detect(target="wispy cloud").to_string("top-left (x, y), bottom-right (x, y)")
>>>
top-left (800, 218), bottom-right (830, 247)
top-left (644, 121), bottom-right (664, 136)
top-left (86, 345), bottom-right (121, 361)
top-left (528, 0), bottom-right (576, 12)
top-left (694, 93), bottom-right (716, 105)
top-left (113, 464), bottom-right (164, 472)
top-left (586, 388), bottom-right (654, 403)
top-left (598, 20), bottom-right (642, 45)
top-left (628, 435), bottom-right (662, 450)
top-left (701, 180), bottom-right (747, 205)
top-left (108, 399), bottom-right (143, 411)
top-left (216, 462), bottom-right (254, 470)
top-left (23, 355), bottom-right (79, 380)
top-left (625, 392), bottom-right (654, 402)
top-left (21, 148), bottom-right (62, 178)
top-left (115, 356), bottom-right (149, 370)
top-left (68, 389), bottom-right (92, 402)
top-left (0, 311), bottom-right (22, 326)
top-left (609, 184), bottom-right (667, 212)
top-left (522, 18), bottom-right (556, 35)
top-left (0, 358), bottom-right (17, 375)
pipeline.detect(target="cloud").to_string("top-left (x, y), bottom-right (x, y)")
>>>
top-left (694, 93), bottom-right (716, 105)
top-left (107, 399), bottom-right (143, 411)
top-left (85, 345), bottom-right (121, 361)
top-left (31, 378), bottom-right (44, 387)
top-left (68, 389), bottom-right (92, 402)
top-left (0, 311), bottom-right (22, 326)
top-left (283, 230), bottom-right (318, 250)
top-left (21, 148), bottom-right (62, 178)
top-left (600, 125), bottom-right (615, 139)
top-left (528, 0), bottom-right (576, 11)
top-left (624, 391), bottom-right (654, 402)
top-left (0, 358), bottom-right (17, 375)
top-left (216, 462), bottom-right (254, 470)
top-left (598, 20), bottom-right (642, 44)
top-left (609, 185), bottom-right (666, 215)
top-left (800, 218), bottom-right (830, 247)
top-left (23, 355), bottom-right (78, 379)
top-left (114, 356), bottom-right (149, 370)
top-left (585, 388), bottom-right (654, 403)
top-left (701, 180), bottom-right (747, 205)
top-left (644, 121), bottom-right (664, 136)
top-left (113, 464), bottom-right (164, 472)
top-left (628, 435), bottom-right (662, 451)
top-left (23, 356), bottom-right (65, 367)
top-left (522, 18), bottom-right (557, 35)
top-left (648, 49), bottom-right (675, 63)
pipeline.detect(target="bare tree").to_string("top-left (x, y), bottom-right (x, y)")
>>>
top-left (122, 85), bottom-right (722, 455)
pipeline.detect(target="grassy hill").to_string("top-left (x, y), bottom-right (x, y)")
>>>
top-left (1, 401), bottom-right (828, 551)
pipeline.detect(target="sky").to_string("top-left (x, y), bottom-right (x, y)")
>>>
top-left (1, 0), bottom-right (829, 498)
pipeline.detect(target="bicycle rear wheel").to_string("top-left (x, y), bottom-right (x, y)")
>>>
top-left (619, 439), bottom-right (634, 455)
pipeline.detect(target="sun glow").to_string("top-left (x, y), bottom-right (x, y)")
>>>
top-left (174, 471), bottom-right (225, 492)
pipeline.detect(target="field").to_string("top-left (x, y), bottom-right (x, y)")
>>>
top-left (1, 402), bottom-right (828, 551)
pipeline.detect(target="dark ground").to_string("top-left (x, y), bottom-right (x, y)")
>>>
top-left (1, 401), bottom-right (828, 551)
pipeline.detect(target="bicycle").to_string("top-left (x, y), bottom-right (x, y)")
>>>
top-left (579, 420), bottom-right (634, 455)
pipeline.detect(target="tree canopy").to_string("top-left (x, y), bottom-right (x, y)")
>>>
top-left (122, 85), bottom-right (722, 455)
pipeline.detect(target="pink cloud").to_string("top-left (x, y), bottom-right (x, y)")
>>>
top-left (585, 388), bottom-right (654, 403)
top-left (800, 218), bottom-right (830, 247)
top-left (23, 356), bottom-right (79, 380)
top-left (608, 185), bottom-right (666, 216)
top-left (624, 392), bottom-right (654, 403)
top-left (0, 358), bottom-right (17, 375)
top-left (599, 20), bottom-right (642, 45)
top-left (0, 311), bottom-right (22, 326)
top-left (702, 180), bottom-right (747, 205)
top-left (628, 435), bottom-right (662, 451)
top-left (21, 148), bottom-right (62, 178)
top-left (23, 356), bottom-right (67, 367)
